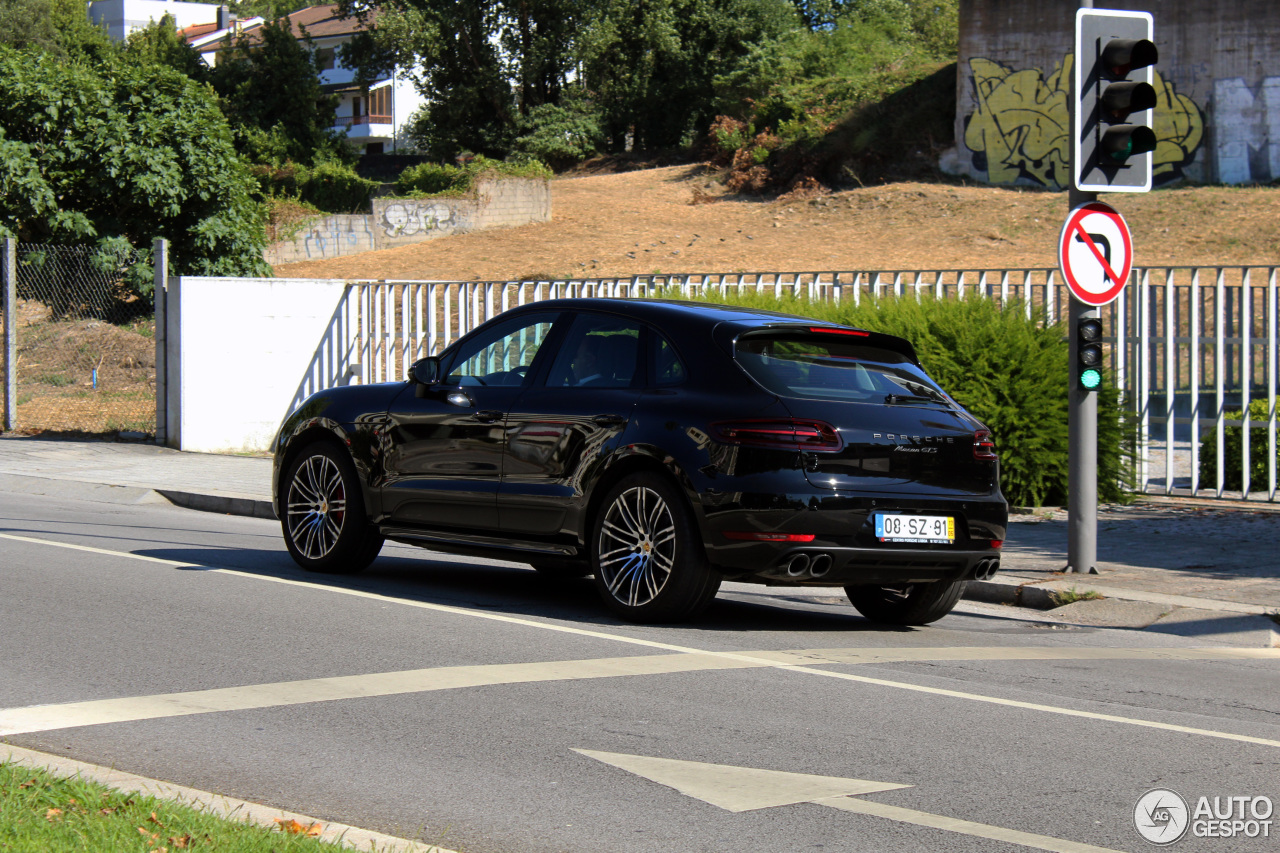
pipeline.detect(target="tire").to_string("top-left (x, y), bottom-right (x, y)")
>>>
top-left (530, 558), bottom-right (591, 579)
top-left (281, 441), bottom-right (383, 574)
top-left (590, 473), bottom-right (720, 623)
top-left (845, 580), bottom-right (967, 626)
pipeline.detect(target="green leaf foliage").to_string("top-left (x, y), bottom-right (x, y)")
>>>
top-left (394, 156), bottom-right (552, 197)
top-left (1198, 398), bottom-right (1280, 492)
top-left (667, 290), bottom-right (1134, 508)
top-left (0, 47), bottom-right (271, 293)
top-left (209, 18), bottom-right (345, 166)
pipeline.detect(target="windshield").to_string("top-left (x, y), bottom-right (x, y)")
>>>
top-left (735, 331), bottom-right (950, 404)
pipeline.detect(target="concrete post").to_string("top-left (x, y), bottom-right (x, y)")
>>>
top-left (153, 238), bottom-right (168, 444)
top-left (3, 238), bottom-right (15, 433)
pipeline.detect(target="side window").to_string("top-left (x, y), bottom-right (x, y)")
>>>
top-left (653, 333), bottom-right (687, 386)
top-left (545, 314), bottom-right (643, 389)
top-left (447, 313), bottom-right (557, 386)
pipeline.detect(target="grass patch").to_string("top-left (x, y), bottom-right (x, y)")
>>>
top-left (0, 761), bottom-right (368, 853)
top-left (35, 374), bottom-right (75, 388)
top-left (1049, 587), bottom-right (1106, 607)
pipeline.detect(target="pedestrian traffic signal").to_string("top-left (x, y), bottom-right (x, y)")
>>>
top-left (1074, 9), bottom-right (1157, 192)
top-left (1077, 317), bottom-right (1104, 391)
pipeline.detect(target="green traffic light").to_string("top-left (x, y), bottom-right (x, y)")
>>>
top-left (1080, 369), bottom-right (1102, 390)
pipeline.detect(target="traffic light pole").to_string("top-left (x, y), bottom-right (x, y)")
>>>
top-left (1067, 0), bottom-right (1098, 574)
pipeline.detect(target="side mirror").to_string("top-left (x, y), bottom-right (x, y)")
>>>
top-left (412, 357), bottom-right (441, 386)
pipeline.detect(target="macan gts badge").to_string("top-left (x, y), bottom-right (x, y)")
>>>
top-left (273, 299), bottom-right (1008, 624)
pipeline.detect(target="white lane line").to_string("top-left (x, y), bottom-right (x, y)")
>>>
top-left (1, 743), bottom-right (451, 853)
top-left (4, 531), bottom-right (1280, 748)
top-left (818, 795), bottom-right (1123, 853)
top-left (0, 654), bottom-right (763, 736)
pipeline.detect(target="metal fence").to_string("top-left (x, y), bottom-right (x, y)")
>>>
top-left (1, 241), bottom-right (155, 436)
top-left (299, 268), bottom-right (1278, 504)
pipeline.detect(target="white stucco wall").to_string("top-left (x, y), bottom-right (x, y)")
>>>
top-left (89, 0), bottom-right (222, 40)
top-left (171, 277), bottom-right (349, 453)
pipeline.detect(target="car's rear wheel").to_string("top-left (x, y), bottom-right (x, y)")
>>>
top-left (281, 441), bottom-right (383, 574)
top-left (845, 580), bottom-right (967, 625)
top-left (590, 473), bottom-right (720, 622)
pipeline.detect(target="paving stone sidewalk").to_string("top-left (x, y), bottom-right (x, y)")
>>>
top-left (2, 435), bottom-right (1277, 645)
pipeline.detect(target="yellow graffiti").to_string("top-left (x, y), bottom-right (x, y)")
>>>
top-left (965, 56), bottom-right (1071, 188)
top-left (965, 54), bottom-right (1205, 189)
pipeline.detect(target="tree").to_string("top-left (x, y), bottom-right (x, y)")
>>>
top-left (0, 48), bottom-right (271, 282)
top-left (121, 14), bottom-right (210, 82)
top-left (341, 0), bottom-right (563, 159)
top-left (0, 0), bottom-right (113, 61)
top-left (578, 0), bottom-right (797, 151)
top-left (209, 19), bottom-right (343, 165)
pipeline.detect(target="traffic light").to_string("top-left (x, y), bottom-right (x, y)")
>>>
top-left (1077, 317), bottom-right (1104, 391)
top-left (1074, 9), bottom-right (1157, 192)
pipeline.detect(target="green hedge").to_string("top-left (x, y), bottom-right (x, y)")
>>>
top-left (253, 161), bottom-right (379, 214)
top-left (394, 155), bottom-right (552, 198)
top-left (669, 291), bottom-right (1135, 508)
top-left (1198, 398), bottom-right (1279, 491)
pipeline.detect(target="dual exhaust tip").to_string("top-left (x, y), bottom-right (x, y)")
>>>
top-left (780, 554), bottom-right (999, 582)
top-left (972, 558), bottom-right (1000, 581)
top-left (785, 553), bottom-right (832, 579)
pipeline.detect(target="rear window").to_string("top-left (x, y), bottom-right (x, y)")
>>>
top-left (735, 331), bottom-right (950, 404)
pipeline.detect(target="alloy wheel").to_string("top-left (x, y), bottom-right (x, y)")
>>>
top-left (286, 453), bottom-right (347, 560)
top-left (597, 485), bottom-right (677, 607)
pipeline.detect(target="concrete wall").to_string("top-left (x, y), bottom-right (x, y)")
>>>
top-left (265, 216), bottom-right (377, 265)
top-left (949, 0), bottom-right (1280, 188)
top-left (265, 177), bottom-right (552, 264)
top-left (169, 276), bottom-right (349, 453)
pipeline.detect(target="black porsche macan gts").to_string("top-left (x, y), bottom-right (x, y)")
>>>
top-left (273, 299), bottom-right (1008, 624)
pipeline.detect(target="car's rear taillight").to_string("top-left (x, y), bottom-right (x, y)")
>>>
top-left (712, 419), bottom-right (842, 450)
top-left (973, 429), bottom-right (997, 460)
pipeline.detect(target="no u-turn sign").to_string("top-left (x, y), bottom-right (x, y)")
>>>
top-left (1058, 201), bottom-right (1133, 306)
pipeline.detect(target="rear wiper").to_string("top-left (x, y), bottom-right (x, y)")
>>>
top-left (884, 393), bottom-right (938, 405)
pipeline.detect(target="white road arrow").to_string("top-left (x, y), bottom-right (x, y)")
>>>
top-left (575, 749), bottom-right (1125, 853)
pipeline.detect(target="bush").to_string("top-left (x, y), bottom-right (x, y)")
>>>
top-left (663, 290), bottom-right (1135, 508)
top-left (1198, 398), bottom-right (1279, 491)
top-left (394, 156), bottom-right (552, 198)
top-left (513, 95), bottom-right (605, 170)
top-left (297, 161), bottom-right (379, 213)
top-left (252, 161), bottom-right (379, 214)
top-left (396, 162), bottom-right (468, 196)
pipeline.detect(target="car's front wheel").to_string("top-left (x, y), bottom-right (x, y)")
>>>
top-left (845, 580), bottom-right (967, 625)
top-left (281, 441), bottom-right (383, 574)
top-left (590, 473), bottom-right (720, 622)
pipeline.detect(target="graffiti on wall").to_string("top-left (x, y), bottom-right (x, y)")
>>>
top-left (1215, 77), bottom-right (1280, 184)
top-left (964, 54), bottom-right (1204, 190)
top-left (380, 201), bottom-right (457, 238)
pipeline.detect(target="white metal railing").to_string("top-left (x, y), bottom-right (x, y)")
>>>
top-left (294, 268), bottom-right (1279, 504)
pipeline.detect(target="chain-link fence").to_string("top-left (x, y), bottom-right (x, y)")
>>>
top-left (1, 243), bottom-right (156, 436)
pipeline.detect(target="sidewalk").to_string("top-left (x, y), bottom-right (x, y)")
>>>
top-left (2, 435), bottom-right (1277, 645)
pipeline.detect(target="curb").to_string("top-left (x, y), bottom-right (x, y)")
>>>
top-left (156, 489), bottom-right (276, 521)
top-left (965, 575), bottom-right (1278, 618)
top-left (0, 743), bottom-right (452, 853)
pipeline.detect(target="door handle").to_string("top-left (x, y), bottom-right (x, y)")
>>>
top-left (475, 410), bottom-right (504, 423)
top-left (592, 414), bottom-right (627, 427)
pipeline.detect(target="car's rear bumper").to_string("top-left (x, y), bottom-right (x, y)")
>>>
top-left (698, 489), bottom-right (1007, 586)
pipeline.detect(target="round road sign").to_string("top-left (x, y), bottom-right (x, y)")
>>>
top-left (1058, 201), bottom-right (1133, 306)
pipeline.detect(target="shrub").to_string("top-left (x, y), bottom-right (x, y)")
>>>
top-left (513, 96), bottom-right (605, 170)
top-left (1198, 398), bottom-right (1279, 491)
top-left (296, 161), bottom-right (379, 213)
top-left (663, 290), bottom-right (1135, 508)
top-left (394, 156), bottom-right (552, 198)
top-left (396, 162), bottom-right (467, 196)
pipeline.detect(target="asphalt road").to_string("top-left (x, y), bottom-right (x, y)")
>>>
top-left (2, 491), bottom-right (1279, 853)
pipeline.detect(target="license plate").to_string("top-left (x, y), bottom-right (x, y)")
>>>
top-left (875, 513), bottom-right (954, 544)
